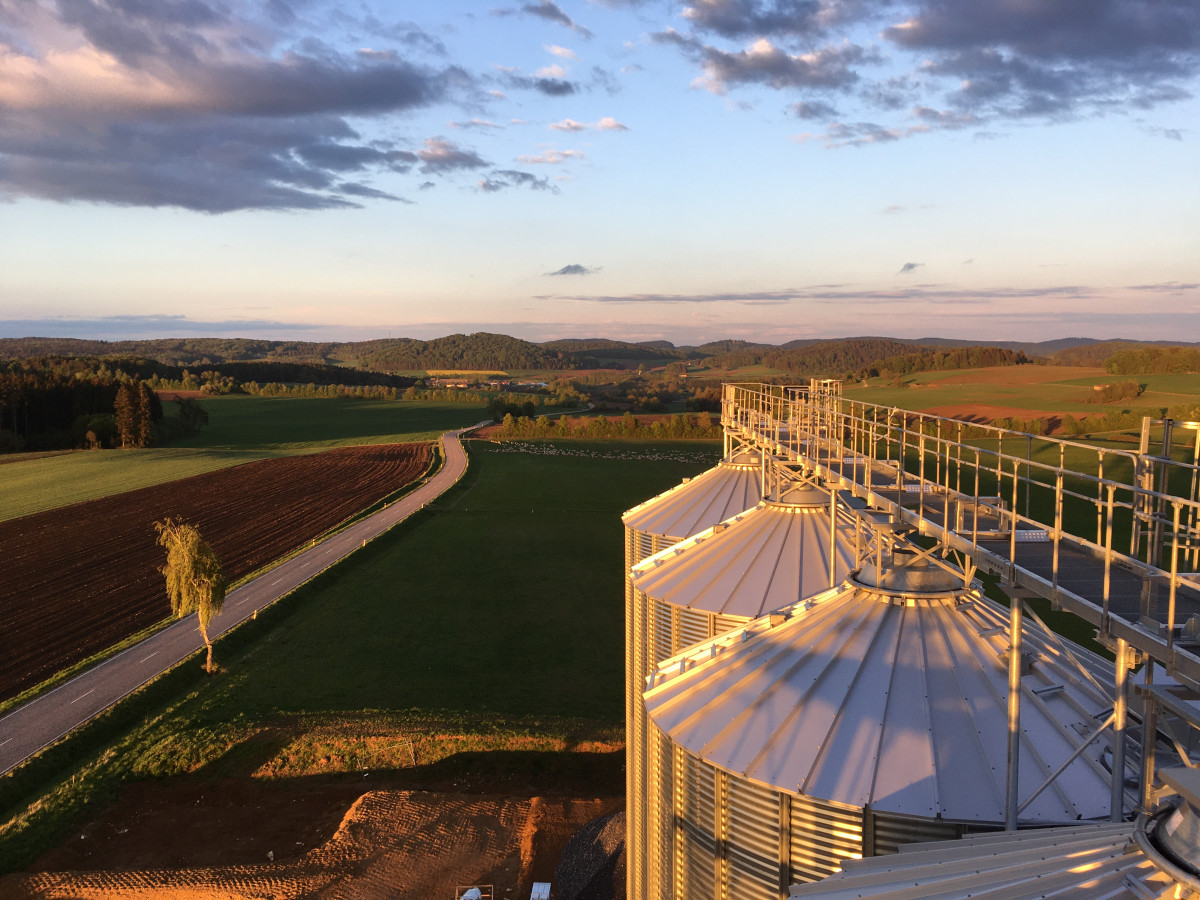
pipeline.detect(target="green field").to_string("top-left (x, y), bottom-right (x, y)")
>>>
top-left (0, 439), bottom-right (719, 870)
top-left (0, 397), bottom-right (488, 522)
top-left (843, 366), bottom-right (1200, 417)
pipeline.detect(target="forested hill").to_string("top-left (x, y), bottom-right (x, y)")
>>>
top-left (2, 333), bottom-right (1197, 375)
top-left (702, 338), bottom-right (916, 374)
top-left (353, 333), bottom-right (593, 371)
top-left (0, 337), bottom-right (337, 366)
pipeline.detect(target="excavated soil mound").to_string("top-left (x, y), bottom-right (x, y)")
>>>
top-left (0, 443), bottom-right (430, 699)
top-left (1, 790), bottom-right (621, 900)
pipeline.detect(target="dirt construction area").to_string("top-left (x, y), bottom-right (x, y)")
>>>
top-left (0, 780), bottom-right (622, 899)
top-left (0, 443), bottom-right (431, 700)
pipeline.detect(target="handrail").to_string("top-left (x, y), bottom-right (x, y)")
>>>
top-left (721, 382), bottom-right (1200, 692)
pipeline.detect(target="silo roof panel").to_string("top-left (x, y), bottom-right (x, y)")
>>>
top-left (788, 822), bottom-right (1171, 899)
top-left (622, 459), bottom-right (761, 543)
top-left (630, 500), bottom-right (857, 617)
top-left (644, 581), bottom-right (1125, 825)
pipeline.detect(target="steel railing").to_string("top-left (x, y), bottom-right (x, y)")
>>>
top-left (722, 382), bottom-right (1200, 692)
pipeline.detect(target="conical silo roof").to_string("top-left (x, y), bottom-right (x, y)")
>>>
top-left (622, 451), bottom-right (762, 544)
top-left (630, 486), bottom-right (858, 619)
top-left (643, 552), bottom-right (1127, 825)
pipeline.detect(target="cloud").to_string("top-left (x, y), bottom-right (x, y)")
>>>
top-left (0, 0), bottom-right (473, 211)
top-left (525, 0), bottom-right (592, 36)
top-left (547, 264), bottom-right (598, 276)
top-left (589, 65), bottom-right (621, 95)
top-left (545, 44), bottom-right (578, 60)
top-left (355, 17), bottom-right (447, 57)
top-left (654, 31), bottom-right (874, 93)
top-left (1128, 281), bottom-right (1200, 292)
top-left (500, 68), bottom-right (579, 96)
top-left (0, 314), bottom-right (326, 340)
top-left (535, 63), bottom-right (569, 78)
top-left (1144, 125), bottom-right (1185, 141)
top-left (898, 262), bottom-right (924, 274)
top-left (550, 117), bottom-right (629, 131)
top-left (651, 1), bottom-right (1200, 126)
top-left (337, 182), bottom-right (413, 203)
top-left (541, 290), bottom-right (795, 303)
top-left (517, 149), bottom-right (586, 164)
top-left (795, 104), bottom-right (984, 147)
top-left (494, 0), bottom-right (593, 36)
top-left (479, 169), bottom-right (559, 192)
top-left (418, 137), bottom-right (489, 173)
top-left (887, 2), bottom-right (1200, 119)
top-left (451, 118), bottom-right (503, 130)
top-left (682, 0), bottom-right (828, 40)
top-left (539, 284), bottom-right (1102, 305)
top-left (790, 100), bottom-right (839, 119)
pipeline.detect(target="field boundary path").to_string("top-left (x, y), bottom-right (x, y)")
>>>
top-left (0, 425), bottom-right (484, 777)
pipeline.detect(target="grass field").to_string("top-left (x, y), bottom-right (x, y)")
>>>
top-left (0, 439), bottom-right (720, 871)
top-left (844, 365), bottom-right (1200, 418)
top-left (0, 397), bottom-right (487, 522)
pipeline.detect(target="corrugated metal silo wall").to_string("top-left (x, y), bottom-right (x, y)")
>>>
top-left (626, 525), bottom-right (676, 900)
top-left (645, 725), bottom-right (868, 899)
top-left (643, 719), bottom-right (987, 899)
top-left (633, 582), bottom-right (751, 899)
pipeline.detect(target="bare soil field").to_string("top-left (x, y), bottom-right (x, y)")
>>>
top-left (1, 781), bottom-right (621, 900)
top-left (0, 443), bottom-right (430, 701)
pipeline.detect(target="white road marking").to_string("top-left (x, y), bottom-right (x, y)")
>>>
top-left (0, 738), bottom-right (11, 747)
top-left (71, 690), bottom-right (94, 704)
top-left (140, 652), bottom-right (158, 663)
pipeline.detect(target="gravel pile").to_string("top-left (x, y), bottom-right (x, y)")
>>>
top-left (553, 809), bottom-right (625, 900)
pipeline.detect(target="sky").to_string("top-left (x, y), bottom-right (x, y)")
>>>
top-left (0, 0), bottom-right (1198, 346)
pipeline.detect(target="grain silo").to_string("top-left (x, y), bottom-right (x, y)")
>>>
top-left (623, 448), bottom-right (764, 900)
top-left (789, 765), bottom-right (1200, 899)
top-left (627, 482), bottom-right (862, 900)
top-left (640, 542), bottom-right (1131, 900)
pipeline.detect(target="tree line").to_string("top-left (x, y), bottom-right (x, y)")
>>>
top-left (1105, 347), bottom-right (1200, 375)
top-left (495, 411), bottom-right (720, 441)
top-left (0, 367), bottom-right (166, 451)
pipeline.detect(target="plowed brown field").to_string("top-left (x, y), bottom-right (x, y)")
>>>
top-left (0, 443), bottom-right (431, 701)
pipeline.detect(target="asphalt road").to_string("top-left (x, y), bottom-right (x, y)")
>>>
top-left (0, 427), bottom-right (480, 777)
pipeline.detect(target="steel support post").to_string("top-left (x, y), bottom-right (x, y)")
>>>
top-left (1111, 638), bottom-right (1128, 822)
top-left (1005, 598), bottom-right (1023, 830)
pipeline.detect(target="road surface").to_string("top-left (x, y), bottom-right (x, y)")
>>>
top-left (0, 427), bottom-right (480, 776)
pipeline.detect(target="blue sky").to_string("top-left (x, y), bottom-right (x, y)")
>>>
top-left (1, 0), bottom-right (1197, 345)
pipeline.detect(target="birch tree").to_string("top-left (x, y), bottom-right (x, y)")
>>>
top-left (155, 518), bottom-right (228, 674)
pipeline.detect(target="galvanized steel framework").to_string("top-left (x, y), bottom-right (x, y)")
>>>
top-left (626, 383), bottom-right (1200, 900)
top-left (719, 381), bottom-right (1200, 816)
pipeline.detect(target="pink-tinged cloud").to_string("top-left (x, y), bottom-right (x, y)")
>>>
top-left (548, 116), bottom-right (628, 132)
top-left (517, 149), bottom-right (585, 164)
